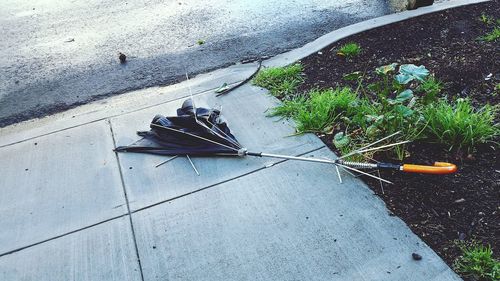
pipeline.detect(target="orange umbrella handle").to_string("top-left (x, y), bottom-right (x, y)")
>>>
top-left (402, 162), bottom-right (457, 174)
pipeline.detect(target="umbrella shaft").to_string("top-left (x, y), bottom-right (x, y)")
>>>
top-left (246, 151), bottom-right (393, 170)
top-left (247, 151), bottom-right (337, 165)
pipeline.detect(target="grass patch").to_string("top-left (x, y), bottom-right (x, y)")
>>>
top-left (478, 13), bottom-right (500, 42)
top-left (423, 98), bottom-right (499, 152)
top-left (270, 87), bottom-right (358, 133)
top-left (253, 64), bottom-right (304, 98)
top-left (454, 241), bottom-right (500, 281)
top-left (417, 76), bottom-right (443, 104)
top-left (266, 63), bottom-right (498, 159)
top-left (337, 43), bottom-right (362, 58)
top-left (479, 14), bottom-right (495, 25)
top-left (481, 27), bottom-right (500, 42)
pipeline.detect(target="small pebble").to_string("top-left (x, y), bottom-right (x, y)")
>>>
top-left (412, 253), bottom-right (422, 261)
top-left (129, 167), bottom-right (133, 170)
top-left (119, 52), bottom-right (127, 64)
top-left (458, 233), bottom-right (466, 240)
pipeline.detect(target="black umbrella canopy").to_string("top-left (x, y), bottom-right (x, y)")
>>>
top-left (115, 99), bottom-right (242, 156)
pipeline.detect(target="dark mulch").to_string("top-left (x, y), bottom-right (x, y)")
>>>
top-left (297, 1), bottom-right (500, 276)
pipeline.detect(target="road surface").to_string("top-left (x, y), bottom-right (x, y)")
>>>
top-left (0, 0), bottom-right (405, 126)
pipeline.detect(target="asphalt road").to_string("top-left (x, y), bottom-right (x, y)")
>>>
top-left (0, 0), bottom-right (406, 127)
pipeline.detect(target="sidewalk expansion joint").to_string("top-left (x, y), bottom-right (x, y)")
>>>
top-left (0, 144), bottom-right (327, 261)
top-left (131, 145), bottom-right (327, 214)
top-left (108, 119), bottom-right (146, 281)
top-left (0, 214), bottom-right (126, 258)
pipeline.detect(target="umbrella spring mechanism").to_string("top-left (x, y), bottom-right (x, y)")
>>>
top-left (336, 160), bottom-right (377, 169)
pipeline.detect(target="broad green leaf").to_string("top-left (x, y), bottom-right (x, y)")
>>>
top-left (366, 125), bottom-right (379, 137)
top-left (395, 89), bottom-right (414, 102)
top-left (395, 73), bottom-right (414, 85)
top-left (388, 90), bottom-right (413, 104)
top-left (322, 125), bottom-right (334, 134)
top-left (333, 132), bottom-right (350, 148)
top-left (376, 63), bottom-right (397, 75)
top-left (387, 98), bottom-right (397, 105)
top-left (394, 105), bottom-right (414, 117)
top-left (399, 64), bottom-right (429, 81)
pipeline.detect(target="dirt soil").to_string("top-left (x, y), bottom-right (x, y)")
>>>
top-left (297, 1), bottom-right (500, 276)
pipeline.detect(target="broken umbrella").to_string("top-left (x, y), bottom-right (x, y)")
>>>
top-left (114, 98), bottom-right (457, 184)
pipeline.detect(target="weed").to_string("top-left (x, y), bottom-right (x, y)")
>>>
top-left (361, 89), bottom-right (427, 159)
top-left (395, 64), bottom-right (430, 85)
top-left (268, 62), bottom-right (496, 159)
top-left (196, 39), bottom-right (205, 45)
top-left (479, 14), bottom-right (494, 25)
top-left (478, 13), bottom-right (500, 42)
top-left (481, 27), bottom-right (500, 42)
top-left (253, 64), bottom-right (304, 98)
top-left (270, 87), bottom-right (358, 133)
top-left (269, 63), bottom-right (433, 159)
top-left (358, 64), bottom-right (430, 158)
top-left (332, 131), bottom-right (367, 161)
top-left (268, 97), bottom-right (307, 118)
top-left (337, 43), bottom-right (362, 58)
top-left (454, 241), bottom-right (500, 281)
top-left (294, 87), bottom-right (358, 133)
top-left (417, 76), bottom-right (443, 104)
top-left (423, 98), bottom-right (499, 151)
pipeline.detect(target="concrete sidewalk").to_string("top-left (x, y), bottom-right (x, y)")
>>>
top-left (2, 1), bottom-right (487, 279)
top-left (0, 62), bottom-right (460, 280)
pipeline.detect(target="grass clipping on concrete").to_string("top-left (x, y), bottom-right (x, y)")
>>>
top-left (252, 63), bottom-right (304, 98)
